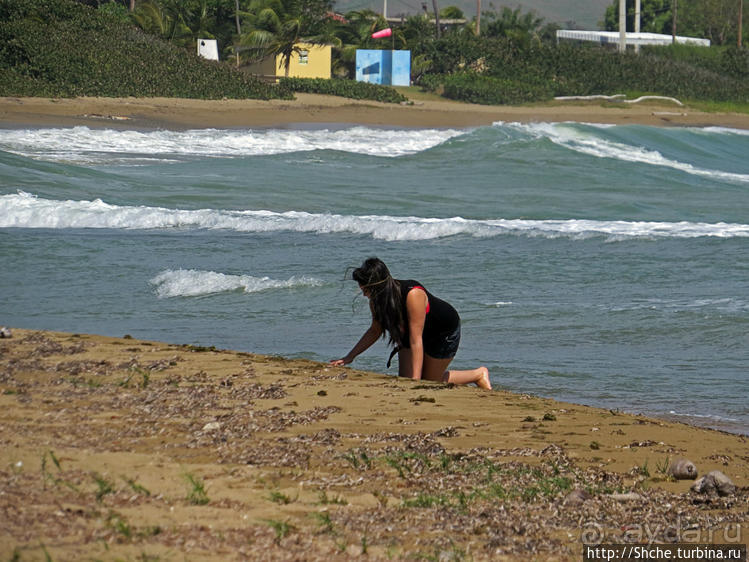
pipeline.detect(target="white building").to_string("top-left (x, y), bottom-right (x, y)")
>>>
top-left (556, 30), bottom-right (710, 48)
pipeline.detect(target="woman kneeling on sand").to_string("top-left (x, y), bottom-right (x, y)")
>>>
top-left (330, 257), bottom-right (491, 389)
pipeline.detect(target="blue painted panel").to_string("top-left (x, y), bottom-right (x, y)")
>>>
top-left (355, 50), bottom-right (411, 86)
top-left (391, 50), bottom-right (411, 86)
top-left (356, 50), bottom-right (384, 84)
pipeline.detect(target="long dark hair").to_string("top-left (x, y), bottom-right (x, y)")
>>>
top-left (352, 257), bottom-right (404, 348)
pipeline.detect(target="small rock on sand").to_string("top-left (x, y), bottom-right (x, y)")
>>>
top-left (667, 458), bottom-right (698, 480)
top-left (690, 471), bottom-right (736, 497)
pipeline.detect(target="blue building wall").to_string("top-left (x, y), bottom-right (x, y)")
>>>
top-left (355, 50), bottom-right (410, 86)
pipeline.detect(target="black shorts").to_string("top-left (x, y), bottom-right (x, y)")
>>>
top-left (424, 323), bottom-right (461, 359)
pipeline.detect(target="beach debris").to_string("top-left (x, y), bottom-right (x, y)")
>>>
top-left (555, 94), bottom-right (626, 102)
top-left (202, 421), bottom-right (221, 432)
top-left (667, 458), bottom-right (698, 480)
top-left (690, 470), bottom-right (736, 497)
top-left (627, 439), bottom-right (657, 448)
top-left (82, 113), bottom-right (132, 121)
top-left (554, 94), bottom-right (684, 106)
top-left (610, 492), bottom-right (645, 502)
top-left (0, 327), bottom-right (12, 338)
top-left (624, 95), bottom-right (684, 106)
top-left (563, 488), bottom-right (592, 506)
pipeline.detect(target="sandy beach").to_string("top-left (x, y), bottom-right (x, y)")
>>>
top-left (2, 93), bottom-right (749, 130)
top-left (2, 96), bottom-right (748, 560)
top-left (0, 329), bottom-right (747, 561)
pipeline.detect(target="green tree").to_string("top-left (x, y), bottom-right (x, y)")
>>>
top-left (482, 6), bottom-right (544, 42)
top-left (440, 6), bottom-right (464, 19)
top-left (604, 0), bottom-right (745, 45)
top-left (604, 0), bottom-right (673, 34)
top-left (331, 9), bottom-right (407, 78)
top-left (679, 0), bottom-right (743, 45)
top-left (237, 0), bottom-right (336, 74)
top-left (132, 0), bottom-right (218, 47)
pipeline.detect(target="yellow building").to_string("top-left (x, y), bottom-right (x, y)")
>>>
top-left (245, 43), bottom-right (331, 80)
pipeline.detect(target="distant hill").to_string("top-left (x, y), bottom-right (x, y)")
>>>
top-left (333, 0), bottom-right (611, 30)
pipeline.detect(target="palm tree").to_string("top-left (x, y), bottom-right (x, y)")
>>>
top-left (483, 6), bottom-right (544, 41)
top-left (237, 0), bottom-right (338, 76)
top-left (332, 9), bottom-right (406, 78)
top-left (132, 0), bottom-right (215, 49)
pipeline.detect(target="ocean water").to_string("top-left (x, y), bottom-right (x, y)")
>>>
top-left (1, 121), bottom-right (747, 434)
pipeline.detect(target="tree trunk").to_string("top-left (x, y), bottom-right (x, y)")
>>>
top-left (130, 0), bottom-right (135, 11)
top-left (235, 0), bottom-right (242, 35)
top-left (739, 0), bottom-right (743, 47)
top-left (432, 0), bottom-right (440, 38)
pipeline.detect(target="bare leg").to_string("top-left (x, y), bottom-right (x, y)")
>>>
top-left (398, 348), bottom-right (413, 378)
top-left (446, 366), bottom-right (491, 389)
top-left (422, 355), bottom-right (492, 390)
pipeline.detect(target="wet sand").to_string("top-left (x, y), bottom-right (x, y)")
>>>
top-left (0, 329), bottom-right (747, 560)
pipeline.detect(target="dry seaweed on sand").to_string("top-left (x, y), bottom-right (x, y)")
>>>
top-left (1, 329), bottom-right (747, 561)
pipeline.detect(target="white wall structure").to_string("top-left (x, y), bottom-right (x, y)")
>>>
top-left (556, 30), bottom-right (710, 47)
top-left (197, 39), bottom-right (219, 61)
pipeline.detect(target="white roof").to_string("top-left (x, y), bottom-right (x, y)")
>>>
top-left (556, 30), bottom-right (710, 47)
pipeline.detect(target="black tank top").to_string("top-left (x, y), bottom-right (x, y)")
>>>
top-left (397, 279), bottom-right (460, 349)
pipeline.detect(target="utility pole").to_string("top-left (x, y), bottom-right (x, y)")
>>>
top-left (234, 0), bottom-right (242, 68)
top-left (619, 0), bottom-right (626, 52)
top-left (739, 0), bottom-right (744, 47)
top-left (383, 0), bottom-right (387, 20)
top-left (672, 0), bottom-right (677, 43)
top-left (634, 0), bottom-right (641, 53)
top-left (476, 0), bottom-right (481, 35)
top-left (432, 0), bottom-right (441, 38)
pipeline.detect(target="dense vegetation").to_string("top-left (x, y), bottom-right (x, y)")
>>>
top-left (0, 0), bottom-right (289, 99)
top-left (603, 0), bottom-right (747, 47)
top-left (414, 34), bottom-right (749, 104)
top-left (1, 0), bottom-right (747, 106)
top-left (278, 78), bottom-right (407, 103)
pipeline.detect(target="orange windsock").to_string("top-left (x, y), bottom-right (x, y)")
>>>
top-left (371, 28), bottom-right (392, 39)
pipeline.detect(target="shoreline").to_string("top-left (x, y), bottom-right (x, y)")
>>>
top-left (2, 94), bottom-right (749, 130)
top-left (1, 328), bottom-right (747, 560)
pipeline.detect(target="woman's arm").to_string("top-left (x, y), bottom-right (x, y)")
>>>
top-left (405, 288), bottom-right (428, 380)
top-left (330, 319), bottom-right (383, 366)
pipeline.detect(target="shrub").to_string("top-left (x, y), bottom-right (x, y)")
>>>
top-left (441, 72), bottom-right (554, 105)
top-left (278, 77), bottom-right (407, 104)
top-left (0, 0), bottom-right (291, 100)
top-left (415, 33), bottom-right (749, 105)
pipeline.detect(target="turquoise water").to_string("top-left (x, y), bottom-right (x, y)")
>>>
top-left (1, 121), bottom-right (747, 433)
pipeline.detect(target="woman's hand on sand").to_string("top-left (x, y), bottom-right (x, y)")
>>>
top-left (329, 357), bottom-right (351, 366)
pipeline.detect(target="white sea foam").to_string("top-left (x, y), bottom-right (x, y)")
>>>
top-left (609, 297), bottom-right (748, 313)
top-left (3, 191), bottom-right (749, 241)
top-left (498, 121), bottom-right (749, 184)
top-left (0, 126), bottom-right (465, 163)
top-left (150, 269), bottom-right (323, 298)
top-left (702, 126), bottom-right (749, 137)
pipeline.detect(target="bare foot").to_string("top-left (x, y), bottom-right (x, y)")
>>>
top-left (477, 366), bottom-right (492, 390)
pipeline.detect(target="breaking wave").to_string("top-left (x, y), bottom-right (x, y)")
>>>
top-left (150, 269), bottom-right (323, 298)
top-left (3, 191), bottom-right (748, 241)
